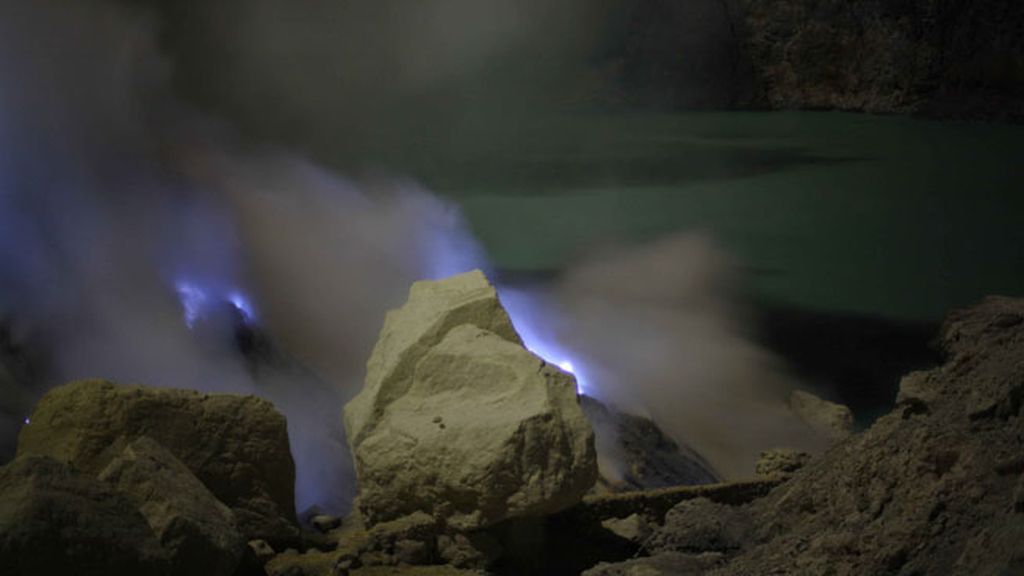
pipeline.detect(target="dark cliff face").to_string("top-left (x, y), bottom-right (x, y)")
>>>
top-left (740, 0), bottom-right (1024, 120)
top-left (610, 0), bottom-right (1024, 120)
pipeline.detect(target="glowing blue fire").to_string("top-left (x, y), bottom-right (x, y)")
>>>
top-left (175, 281), bottom-right (209, 328)
top-left (174, 280), bottom-right (257, 328)
top-left (227, 291), bottom-right (256, 322)
top-left (499, 288), bottom-right (587, 395)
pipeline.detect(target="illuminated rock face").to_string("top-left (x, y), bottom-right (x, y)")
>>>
top-left (16, 379), bottom-right (298, 545)
top-left (344, 269), bottom-right (522, 447)
top-left (344, 270), bottom-right (597, 530)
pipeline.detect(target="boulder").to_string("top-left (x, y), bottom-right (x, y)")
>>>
top-left (0, 455), bottom-right (170, 576)
top-left (17, 379), bottom-right (298, 544)
top-left (789, 390), bottom-right (854, 443)
top-left (248, 539), bottom-right (276, 565)
top-left (581, 395), bottom-right (718, 492)
top-left (344, 269), bottom-right (521, 447)
top-left (98, 437), bottom-right (245, 576)
top-left (351, 324), bottom-right (596, 530)
top-left (344, 271), bottom-right (597, 530)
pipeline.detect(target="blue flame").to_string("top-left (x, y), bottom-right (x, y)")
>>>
top-left (227, 291), bottom-right (256, 322)
top-left (175, 281), bottom-right (208, 328)
top-left (175, 280), bottom-right (257, 328)
top-left (500, 288), bottom-right (587, 395)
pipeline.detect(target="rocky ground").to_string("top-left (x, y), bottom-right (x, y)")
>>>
top-left (0, 275), bottom-right (1022, 575)
top-left (586, 296), bottom-right (1024, 575)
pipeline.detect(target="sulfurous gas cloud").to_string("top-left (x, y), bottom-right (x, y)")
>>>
top-left (0, 0), bottom-right (826, 512)
top-left (0, 0), bottom-right (484, 513)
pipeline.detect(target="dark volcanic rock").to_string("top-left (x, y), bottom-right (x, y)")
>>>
top-left (582, 396), bottom-right (719, 492)
top-left (0, 455), bottom-right (170, 576)
top-left (606, 0), bottom-right (1024, 120)
top-left (738, 0), bottom-right (1024, 120)
top-left (722, 296), bottom-right (1024, 574)
top-left (98, 436), bottom-right (245, 576)
top-left (645, 498), bottom-right (753, 555)
top-left (583, 551), bottom-right (724, 576)
top-left (754, 448), bottom-right (811, 479)
top-left (17, 379), bottom-right (299, 545)
top-left (586, 296), bottom-right (1024, 575)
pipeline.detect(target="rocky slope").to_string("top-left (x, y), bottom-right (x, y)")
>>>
top-left (587, 296), bottom-right (1024, 575)
top-left (2, 292), bottom-right (1021, 575)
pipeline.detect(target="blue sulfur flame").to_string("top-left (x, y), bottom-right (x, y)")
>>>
top-left (175, 280), bottom-right (257, 328)
top-left (227, 291), bottom-right (256, 322)
top-left (175, 281), bottom-right (209, 328)
top-left (499, 288), bottom-right (587, 395)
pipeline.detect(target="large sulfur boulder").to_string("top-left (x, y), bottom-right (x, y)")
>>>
top-left (0, 456), bottom-right (170, 576)
top-left (17, 379), bottom-right (298, 544)
top-left (98, 437), bottom-right (245, 576)
top-left (344, 271), bottom-right (597, 530)
top-left (345, 269), bottom-right (522, 447)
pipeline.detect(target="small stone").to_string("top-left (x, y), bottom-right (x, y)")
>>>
top-left (600, 513), bottom-right (652, 543)
top-left (790, 390), bottom-right (854, 442)
top-left (311, 515), bottom-right (342, 533)
top-left (756, 448), bottom-right (812, 479)
top-left (895, 371), bottom-right (936, 415)
top-left (437, 532), bottom-right (502, 569)
top-left (248, 539), bottom-right (276, 564)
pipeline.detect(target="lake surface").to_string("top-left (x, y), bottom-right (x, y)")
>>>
top-left (395, 111), bottom-right (1024, 322)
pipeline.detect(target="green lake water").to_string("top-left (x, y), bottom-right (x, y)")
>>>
top-left (396, 111), bottom-right (1024, 322)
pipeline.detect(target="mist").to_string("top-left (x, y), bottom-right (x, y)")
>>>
top-left (0, 0), bottom-right (486, 512)
top-left (504, 235), bottom-right (825, 479)
top-left (0, 0), bottom-right (827, 514)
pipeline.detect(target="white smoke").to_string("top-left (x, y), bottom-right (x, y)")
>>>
top-left (0, 0), bottom-right (485, 513)
top-left (505, 235), bottom-right (827, 478)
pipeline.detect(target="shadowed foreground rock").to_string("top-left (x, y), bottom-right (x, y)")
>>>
top-left (98, 437), bottom-right (245, 576)
top-left (0, 456), bottom-right (170, 576)
top-left (588, 296), bottom-right (1024, 575)
top-left (344, 270), bottom-right (597, 531)
top-left (16, 379), bottom-right (299, 544)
